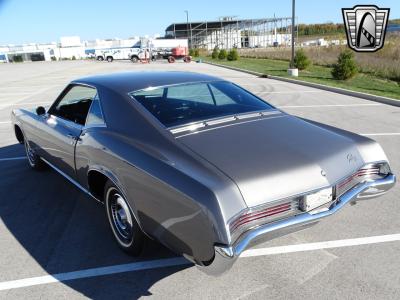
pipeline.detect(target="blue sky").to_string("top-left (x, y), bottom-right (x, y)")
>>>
top-left (0, 0), bottom-right (398, 44)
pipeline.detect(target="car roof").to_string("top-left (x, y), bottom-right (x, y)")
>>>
top-left (73, 71), bottom-right (223, 94)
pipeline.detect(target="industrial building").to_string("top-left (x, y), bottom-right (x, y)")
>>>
top-left (0, 16), bottom-right (295, 62)
top-left (165, 16), bottom-right (294, 50)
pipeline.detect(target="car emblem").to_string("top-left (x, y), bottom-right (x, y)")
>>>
top-left (321, 170), bottom-right (327, 177)
top-left (342, 5), bottom-right (390, 52)
top-left (347, 153), bottom-right (357, 164)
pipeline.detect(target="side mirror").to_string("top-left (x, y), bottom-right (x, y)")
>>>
top-left (36, 106), bottom-right (46, 116)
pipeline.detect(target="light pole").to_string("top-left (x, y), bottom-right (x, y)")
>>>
top-left (184, 10), bottom-right (190, 49)
top-left (288, 0), bottom-right (298, 76)
top-left (291, 0), bottom-right (295, 68)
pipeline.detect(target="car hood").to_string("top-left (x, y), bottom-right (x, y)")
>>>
top-left (176, 113), bottom-right (365, 207)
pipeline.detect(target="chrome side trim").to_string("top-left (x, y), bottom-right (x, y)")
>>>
top-left (41, 158), bottom-right (102, 204)
top-left (204, 174), bottom-right (396, 275)
top-left (175, 114), bottom-right (285, 139)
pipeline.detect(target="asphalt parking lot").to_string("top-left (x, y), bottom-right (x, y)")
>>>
top-left (0, 60), bottom-right (399, 299)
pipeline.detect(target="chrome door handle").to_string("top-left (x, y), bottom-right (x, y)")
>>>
top-left (67, 133), bottom-right (80, 144)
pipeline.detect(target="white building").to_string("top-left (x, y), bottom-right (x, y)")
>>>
top-left (0, 35), bottom-right (190, 62)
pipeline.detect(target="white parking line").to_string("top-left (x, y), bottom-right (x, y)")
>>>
top-left (0, 233), bottom-right (399, 291)
top-left (0, 92), bottom-right (32, 96)
top-left (0, 101), bottom-right (50, 109)
top-left (241, 233), bottom-right (400, 257)
top-left (0, 257), bottom-right (189, 291)
top-left (278, 103), bottom-right (382, 108)
top-left (240, 82), bottom-right (290, 86)
top-left (258, 90), bottom-right (324, 94)
top-left (361, 133), bottom-right (400, 136)
top-left (0, 157), bottom-right (26, 162)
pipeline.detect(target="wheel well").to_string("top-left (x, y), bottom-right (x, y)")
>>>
top-left (14, 125), bottom-right (24, 144)
top-left (87, 170), bottom-right (109, 202)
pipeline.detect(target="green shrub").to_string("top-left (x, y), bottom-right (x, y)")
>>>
top-left (72, 55), bottom-right (76, 60)
top-left (218, 49), bottom-right (227, 60)
top-left (293, 49), bottom-right (310, 70)
top-left (51, 56), bottom-right (57, 61)
top-left (13, 55), bottom-right (23, 62)
top-left (194, 48), bottom-right (199, 57)
top-left (227, 48), bottom-right (239, 61)
top-left (197, 48), bottom-right (207, 57)
top-left (189, 48), bottom-right (195, 56)
top-left (331, 50), bottom-right (358, 80)
top-left (211, 47), bottom-right (219, 59)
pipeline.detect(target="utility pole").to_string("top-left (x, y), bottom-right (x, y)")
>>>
top-left (288, 0), bottom-right (298, 76)
top-left (184, 10), bottom-right (190, 49)
top-left (291, 0), bottom-right (295, 68)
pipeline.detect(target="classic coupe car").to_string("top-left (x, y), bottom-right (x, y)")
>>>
top-left (11, 72), bottom-right (395, 275)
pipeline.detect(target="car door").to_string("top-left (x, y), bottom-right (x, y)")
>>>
top-left (39, 84), bottom-right (97, 179)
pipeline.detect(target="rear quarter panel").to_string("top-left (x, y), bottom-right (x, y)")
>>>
top-left (75, 128), bottom-right (232, 263)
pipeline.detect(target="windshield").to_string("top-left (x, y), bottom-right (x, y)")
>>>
top-left (129, 81), bottom-right (273, 127)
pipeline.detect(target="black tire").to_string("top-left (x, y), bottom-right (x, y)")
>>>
top-left (97, 56), bottom-right (104, 61)
top-left (104, 181), bottom-right (144, 255)
top-left (106, 56), bottom-right (113, 62)
top-left (24, 138), bottom-right (46, 170)
top-left (131, 56), bottom-right (138, 63)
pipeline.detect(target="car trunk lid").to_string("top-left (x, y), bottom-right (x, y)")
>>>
top-left (175, 113), bottom-right (365, 207)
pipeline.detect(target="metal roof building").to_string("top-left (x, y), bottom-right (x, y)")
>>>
top-left (165, 16), bottom-right (294, 50)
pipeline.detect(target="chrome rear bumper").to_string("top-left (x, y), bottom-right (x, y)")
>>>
top-left (201, 174), bottom-right (396, 275)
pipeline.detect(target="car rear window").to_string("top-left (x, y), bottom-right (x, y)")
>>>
top-left (129, 81), bottom-right (273, 127)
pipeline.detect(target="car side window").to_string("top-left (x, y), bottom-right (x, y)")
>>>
top-left (86, 94), bottom-right (105, 126)
top-left (51, 85), bottom-right (97, 125)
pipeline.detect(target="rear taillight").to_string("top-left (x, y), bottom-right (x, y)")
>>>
top-left (336, 163), bottom-right (389, 197)
top-left (229, 200), bottom-right (297, 241)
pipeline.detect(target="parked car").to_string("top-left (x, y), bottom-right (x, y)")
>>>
top-left (11, 72), bottom-right (396, 275)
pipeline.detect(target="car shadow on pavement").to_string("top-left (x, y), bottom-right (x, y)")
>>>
top-left (0, 142), bottom-right (25, 158)
top-left (0, 143), bottom-right (190, 298)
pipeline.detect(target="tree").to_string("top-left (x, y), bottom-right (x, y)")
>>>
top-left (211, 47), bottom-right (219, 59)
top-left (218, 49), bottom-right (227, 60)
top-left (293, 49), bottom-right (311, 70)
top-left (331, 50), bottom-right (358, 80)
top-left (227, 48), bottom-right (239, 61)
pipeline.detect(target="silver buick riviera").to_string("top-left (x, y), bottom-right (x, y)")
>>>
top-left (11, 72), bottom-right (395, 275)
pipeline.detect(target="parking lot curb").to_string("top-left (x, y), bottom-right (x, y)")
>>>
top-left (204, 61), bottom-right (264, 77)
top-left (204, 61), bottom-right (400, 108)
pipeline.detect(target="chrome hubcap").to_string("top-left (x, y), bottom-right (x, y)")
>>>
top-left (25, 141), bottom-right (36, 165)
top-left (110, 193), bottom-right (133, 240)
